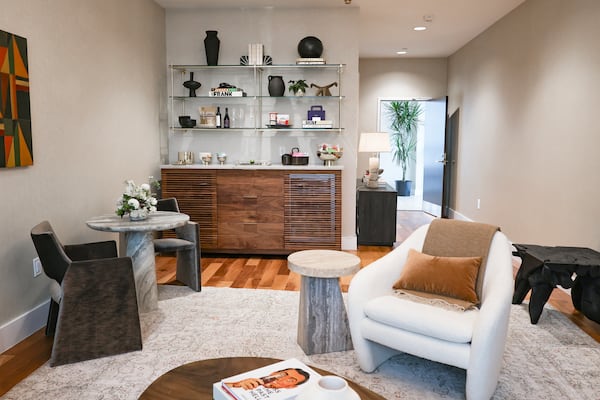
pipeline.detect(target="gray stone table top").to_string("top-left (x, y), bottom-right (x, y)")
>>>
top-left (86, 211), bottom-right (189, 232)
top-left (288, 250), bottom-right (361, 278)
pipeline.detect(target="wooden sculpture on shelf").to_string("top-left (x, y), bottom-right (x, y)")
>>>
top-left (311, 82), bottom-right (338, 96)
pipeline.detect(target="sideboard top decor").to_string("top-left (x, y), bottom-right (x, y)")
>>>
top-left (0, 30), bottom-right (33, 168)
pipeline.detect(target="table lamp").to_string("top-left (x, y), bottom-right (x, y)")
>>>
top-left (359, 132), bottom-right (391, 188)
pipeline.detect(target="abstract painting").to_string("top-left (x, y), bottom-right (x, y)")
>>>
top-left (0, 29), bottom-right (32, 168)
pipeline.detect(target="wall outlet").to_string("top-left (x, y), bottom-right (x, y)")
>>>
top-left (477, 198), bottom-right (481, 209)
top-left (33, 257), bottom-right (42, 277)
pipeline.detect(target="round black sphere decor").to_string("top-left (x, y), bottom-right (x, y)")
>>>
top-left (297, 36), bottom-right (323, 58)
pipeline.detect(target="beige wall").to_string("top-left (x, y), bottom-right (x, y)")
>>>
top-left (358, 58), bottom-right (448, 175)
top-left (0, 0), bottom-right (165, 350)
top-left (447, 0), bottom-right (600, 249)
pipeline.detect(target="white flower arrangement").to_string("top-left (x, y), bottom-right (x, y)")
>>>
top-left (115, 180), bottom-right (158, 218)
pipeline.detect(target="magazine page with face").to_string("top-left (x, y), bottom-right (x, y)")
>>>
top-left (218, 358), bottom-right (321, 400)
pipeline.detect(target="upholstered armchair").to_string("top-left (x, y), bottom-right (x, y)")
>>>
top-left (30, 221), bottom-right (142, 366)
top-left (348, 220), bottom-right (513, 400)
top-left (153, 197), bottom-right (201, 291)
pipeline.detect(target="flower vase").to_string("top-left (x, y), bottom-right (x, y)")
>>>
top-left (204, 30), bottom-right (220, 66)
top-left (129, 209), bottom-right (148, 221)
top-left (296, 376), bottom-right (359, 400)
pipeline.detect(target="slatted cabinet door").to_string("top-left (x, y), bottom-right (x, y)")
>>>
top-left (284, 172), bottom-right (341, 250)
top-left (161, 169), bottom-right (218, 250)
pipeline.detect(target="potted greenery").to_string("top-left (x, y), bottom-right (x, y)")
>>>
top-left (386, 100), bottom-right (423, 196)
top-left (288, 79), bottom-right (308, 96)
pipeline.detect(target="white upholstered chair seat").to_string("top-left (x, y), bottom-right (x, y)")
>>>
top-left (363, 295), bottom-right (478, 344)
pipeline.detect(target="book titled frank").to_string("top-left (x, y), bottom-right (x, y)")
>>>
top-left (214, 358), bottom-right (321, 400)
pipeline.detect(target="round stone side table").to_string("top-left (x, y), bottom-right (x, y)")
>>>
top-left (287, 250), bottom-right (361, 355)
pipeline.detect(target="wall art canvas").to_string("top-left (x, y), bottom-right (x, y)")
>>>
top-left (0, 29), bottom-right (33, 168)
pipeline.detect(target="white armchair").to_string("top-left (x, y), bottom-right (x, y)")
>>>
top-left (348, 223), bottom-right (513, 400)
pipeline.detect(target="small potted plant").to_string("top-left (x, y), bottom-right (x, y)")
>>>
top-left (288, 79), bottom-right (308, 96)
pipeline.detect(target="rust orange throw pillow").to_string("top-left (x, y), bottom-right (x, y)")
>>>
top-left (393, 249), bottom-right (483, 305)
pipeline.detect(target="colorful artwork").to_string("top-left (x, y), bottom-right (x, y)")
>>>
top-left (0, 30), bottom-right (33, 168)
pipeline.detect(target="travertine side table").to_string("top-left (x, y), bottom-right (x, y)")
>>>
top-left (287, 249), bottom-right (361, 354)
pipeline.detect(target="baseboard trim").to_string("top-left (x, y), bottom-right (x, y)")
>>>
top-left (342, 235), bottom-right (357, 251)
top-left (0, 300), bottom-right (49, 354)
top-left (448, 209), bottom-right (472, 221)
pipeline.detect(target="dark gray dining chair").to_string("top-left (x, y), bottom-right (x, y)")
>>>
top-left (154, 197), bottom-right (201, 291)
top-left (30, 221), bottom-right (142, 366)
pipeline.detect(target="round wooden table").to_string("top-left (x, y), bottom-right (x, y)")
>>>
top-left (86, 211), bottom-right (189, 313)
top-left (287, 250), bottom-right (361, 354)
top-left (138, 357), bottom-right (385, 400)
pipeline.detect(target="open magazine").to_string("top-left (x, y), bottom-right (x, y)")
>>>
top-left (214, 358), bottom-right (321, 400)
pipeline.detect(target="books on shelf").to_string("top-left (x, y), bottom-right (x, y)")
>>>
top-left (296, 57), bottom-right (325, 65)
top-left (248, 43), bottom-right (264, 66)
top-left (302, 119), bottom-right (334, 129)
top-left (209, 87), bottom-right (246, 97)
top-left (214, 358), bottom-right (321, 400)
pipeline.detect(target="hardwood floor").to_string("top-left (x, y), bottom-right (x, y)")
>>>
top-left (1, 210), bottom-right (599, 396)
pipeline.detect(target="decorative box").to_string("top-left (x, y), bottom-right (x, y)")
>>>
top-left (307, 105), bottom-right (325, 120)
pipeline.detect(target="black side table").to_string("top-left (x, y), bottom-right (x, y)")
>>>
top-left (356, 182), bottom-right (397, 246)
top-left (512, 244), bottom-right (600, 324)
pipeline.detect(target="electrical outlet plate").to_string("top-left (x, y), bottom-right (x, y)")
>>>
top-left (33, 257), bottom-right (42, 277)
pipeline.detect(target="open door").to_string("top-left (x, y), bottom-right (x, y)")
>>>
top-left (422, 97), bottom-right (450, 217)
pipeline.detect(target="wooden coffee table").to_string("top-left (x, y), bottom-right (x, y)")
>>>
top-left (138, 357), bottom-right (385, 400)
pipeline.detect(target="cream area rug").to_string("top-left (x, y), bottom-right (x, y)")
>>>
top-left (3, 286), bottom-right (600, 399)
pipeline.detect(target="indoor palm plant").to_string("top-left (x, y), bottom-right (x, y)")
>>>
top-left (386, 100), bottom-right (422, 196)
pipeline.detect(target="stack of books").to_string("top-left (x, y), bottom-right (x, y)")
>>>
top-left (209, 87), bottom-right (246, 97)
top-left (296, 58), bottom-right (325, 65)
top-left (213, 358), bottom-right (321, 400)
top-left (302, 120), bottom-right (333, 129)
top-left (248, 43), bottom-right (264, 65)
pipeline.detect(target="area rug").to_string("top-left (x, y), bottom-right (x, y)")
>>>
top-left (3, 286), bottom-right (599, 399)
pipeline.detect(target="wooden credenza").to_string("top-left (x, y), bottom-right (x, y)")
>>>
top-left (161, 167), bottom-right (341, 254)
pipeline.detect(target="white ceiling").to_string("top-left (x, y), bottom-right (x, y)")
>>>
top-left (154, 0), bottom-right (526, 58)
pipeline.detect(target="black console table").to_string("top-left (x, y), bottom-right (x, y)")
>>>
top-left (356, 182), bottom-right (397, 246)
top-left (512, 244), bottom-right (600, 324)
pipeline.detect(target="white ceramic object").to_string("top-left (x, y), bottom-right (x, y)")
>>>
top-left (297, 376), bottom-right (360, 400)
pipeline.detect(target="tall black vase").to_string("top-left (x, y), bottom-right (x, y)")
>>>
top-left (204, 30), bottom-right (220, 66)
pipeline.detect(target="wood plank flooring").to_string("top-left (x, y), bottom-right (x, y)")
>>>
top-left (2, 211), bottom-right (599, 396)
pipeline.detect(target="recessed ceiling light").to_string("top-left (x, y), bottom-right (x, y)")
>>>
top-left (413, 26), bottom-right (427, 31)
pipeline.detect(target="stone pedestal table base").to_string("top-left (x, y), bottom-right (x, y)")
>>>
top-left (288, 249), bottom-right (361, 355)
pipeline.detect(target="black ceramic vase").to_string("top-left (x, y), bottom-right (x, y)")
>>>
top-left (183, 72), bottom-right (201, 97)
top-left (268, 75), bottom-right (285, 97)
top-left (204, 30), bottom-right (220, 66)
top-left (298, 36), bottom-right (323, 58)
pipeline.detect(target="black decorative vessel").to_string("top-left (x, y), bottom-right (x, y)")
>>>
top-left (268, 75), bottom-right (285, 97)
top-left (298, 36), bottom-right (323, 58)
top-left (204, 30), bottom-right (220, 66)
top-left (183, 72), bottom-right (201, 97)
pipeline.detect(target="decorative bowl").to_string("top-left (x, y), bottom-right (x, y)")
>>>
top-left (199, 152), bottom-right (212, 165)
top-left (216, 153), bottom-right (227, 164)
top-left (317, 149), bottom-right (343, 166)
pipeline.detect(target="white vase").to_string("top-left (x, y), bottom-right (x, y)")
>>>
top-left (297, 376), bottom-right (360, 400)
top-left (129, 209), bottom-right (148, 221)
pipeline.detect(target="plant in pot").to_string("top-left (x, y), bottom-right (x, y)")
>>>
top-left (386, 100), bottom-right (423, 196)
top-left (288, 79), bottom-right (308, 96)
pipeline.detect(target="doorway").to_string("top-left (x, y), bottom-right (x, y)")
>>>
top-left (378, 97), bottom-right (450, 217)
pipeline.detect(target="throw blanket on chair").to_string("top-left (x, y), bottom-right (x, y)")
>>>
top-left (422, 219), bottom-right (500, 301)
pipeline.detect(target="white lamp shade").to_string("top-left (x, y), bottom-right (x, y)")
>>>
top-left (358, 132), bottom-right (391, 153)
